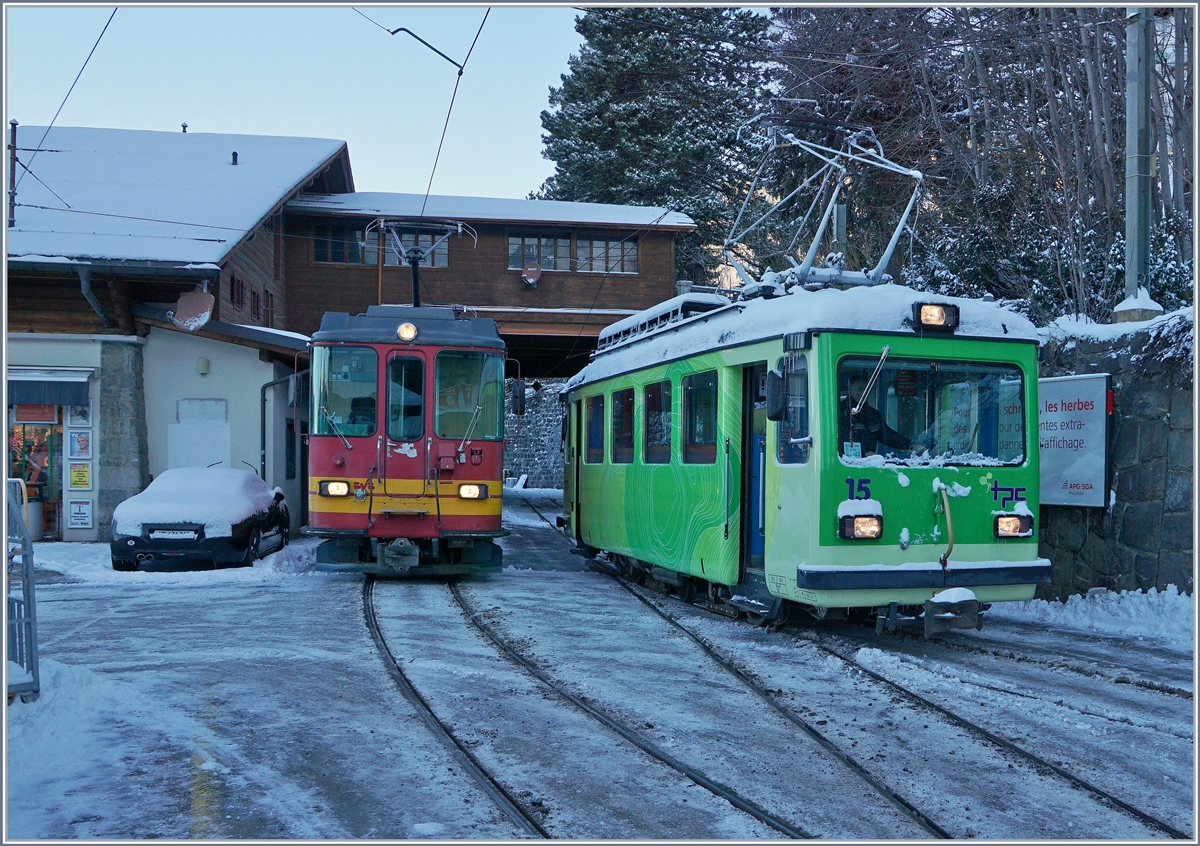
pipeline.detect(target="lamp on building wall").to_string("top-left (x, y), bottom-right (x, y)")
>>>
top-left (197, 358), bottom-right (209, 377)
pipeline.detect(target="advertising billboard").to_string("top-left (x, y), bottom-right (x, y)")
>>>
top-left (1038, 373), bottom-right (1111, 507)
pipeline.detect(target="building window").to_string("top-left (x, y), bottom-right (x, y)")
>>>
top-left (363, 229), bottom-right (402, 266)
top-left (577, 235), bottom-right (638, 274)
top-left (611, 388), bottom-right (634, 464)
top-left (682, 370), bottom-right (717, 464)
top-left (263, 290), bottom-right (275, 328)
top-left (250, 289), bottom-right (262, 321)
top-left (313, 226), bottom-right (362, 264)
top-left (644, 380), bottom-right (671, 464)
top-left (230, 275), bottom-right (246, 308)
top-left (508, 235), bottom-right (570, 271)
top-left (585, 395), bottom-right (604, 464)
top-left (285, 420), bottom-right (296, 480)
top-left (395, 232), bottom-right (448, 268)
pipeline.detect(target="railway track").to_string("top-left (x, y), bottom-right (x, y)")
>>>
top-left (447, 581), bottom-right (815, 839)
top-left (511, 497), bottom-right (1190, 838)
top-left (361, 577), bottom-right (549, 839)
top-left (798, 632), bottom-right (1191, 840)
top-left (607, 564), bottom-right (1188, 840)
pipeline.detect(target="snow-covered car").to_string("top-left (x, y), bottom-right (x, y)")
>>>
top-left (109, 468), bottom-right (289, 571)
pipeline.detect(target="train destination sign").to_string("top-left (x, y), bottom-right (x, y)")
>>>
top-left (1038, 373), bottom-right (1111, 508)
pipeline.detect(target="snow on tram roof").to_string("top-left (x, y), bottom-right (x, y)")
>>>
top-left (568, 284), bottom-right (1038, 390)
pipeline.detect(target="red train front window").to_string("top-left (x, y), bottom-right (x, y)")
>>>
top-left (312, 345), bottom-right (378, 438)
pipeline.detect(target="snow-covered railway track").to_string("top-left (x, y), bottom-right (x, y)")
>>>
top-left (571, 565), bottom-right (950, 838)
top-left (448, 581), bottom-right (815, 839)
top-left (803, 635), bottom-right (1190, 839)
top-left (361, 577), bottom-right (549, 839)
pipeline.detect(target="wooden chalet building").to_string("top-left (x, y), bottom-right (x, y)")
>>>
top-left (282, 193), bottom-right (694, 376)
top-left (6, 124), bottom-right (694, 539)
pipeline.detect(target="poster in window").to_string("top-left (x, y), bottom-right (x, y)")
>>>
top-left (68, 430), bottom-right (93, 460)
top-left (68, 462), bottom-right (92, 491)
top-left (67, 403), bottom-right (91, 427)
top-left (67, 499), bottom-right (94, 529)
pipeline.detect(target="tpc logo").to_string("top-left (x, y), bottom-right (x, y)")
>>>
top-left (990, 480), bottom-right (1027, 509)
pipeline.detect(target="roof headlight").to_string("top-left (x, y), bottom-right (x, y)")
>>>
top-left (397, 322), bottom-right (418, 342)
top-left (913, 303), bottom-right (960, 332)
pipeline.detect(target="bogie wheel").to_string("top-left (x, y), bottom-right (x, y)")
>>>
top-left (746, 611), bottom-right (772, 628)
top-left (677, 578), bottom-right (698, 605)
top-left (111, 558), bottom-right (136, 572)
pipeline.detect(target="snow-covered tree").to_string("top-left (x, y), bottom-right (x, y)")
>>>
top-left (537, 8), bottom-right (773, 283)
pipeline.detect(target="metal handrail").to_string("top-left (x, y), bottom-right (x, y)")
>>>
top-left (7, 491), bottom-right (40, 702)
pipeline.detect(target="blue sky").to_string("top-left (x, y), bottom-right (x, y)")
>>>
top-left (4, 5), bottom-right (585, 199)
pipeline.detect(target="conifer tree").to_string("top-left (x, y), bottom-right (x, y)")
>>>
top-left (537, 8), bottom-right (772, 283)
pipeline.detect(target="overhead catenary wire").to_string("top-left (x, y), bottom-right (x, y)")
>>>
top-left (16, 7), bottom-right (117, 192)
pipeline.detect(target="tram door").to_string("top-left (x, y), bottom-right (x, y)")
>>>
top-left (741, 363), bottom-right (768, 573)
top-left (568, 399), bottom-right (582, 543)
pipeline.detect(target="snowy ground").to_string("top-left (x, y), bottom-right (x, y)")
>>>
top-left (5, 487), bottom-right (1194, 839)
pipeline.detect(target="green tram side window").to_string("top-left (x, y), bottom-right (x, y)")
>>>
top-left (778, 355), bottom-right (810, 464)
top-left (612, 388), bottom-right (634, 464)
top-left (435, 351), bottom-right (504, 440)
top-left (682, 370), bottom-right (717, 464)
top-left (644, 380), bottom-right (671, 464)
top-left (313, 345), bottom-right (378, 437)
top-left (585, 395), bottom-right (605, 463)
top-left (387, 355), bottom-right (424, 442)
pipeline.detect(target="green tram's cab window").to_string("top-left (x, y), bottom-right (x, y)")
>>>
top-left (682, 370), bottom-right (717, 464)
top-left (435, 351), bottom-right (504, 440)
top-left (585, 396), bottom-right (605, 463)
top-left (611, 388), bottom-right (634, 463)
top-left (387, 355), bottom-right (424, 441)
top-left (778, 355), bottom-right (810, 464)
top-left (644, 381), bottom-right (671, 464)
top-left (837, 356), bottom-right (1026, 464)
top-left (313, 345), bottom-right (378, 437)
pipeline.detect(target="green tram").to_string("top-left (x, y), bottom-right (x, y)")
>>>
top-left (562, 283), bottom-right (1051, 632)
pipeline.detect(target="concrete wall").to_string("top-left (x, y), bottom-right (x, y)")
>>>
top-left (503, 378), bottom-right (567, 490)
top-left (1037, 314), bottom-right (1194, 599)
top-left (97, 340), bottom-right (150, 541)
top-left (142, 329), bottom-right (302, 531)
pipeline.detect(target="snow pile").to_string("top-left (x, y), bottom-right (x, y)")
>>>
top-left (836, 498), bottom-right (882, 518)
top-left (32, 538), bottom-right (320, 584)
top-left (112, 467), bottom-right (274, 537)
top-left (1041, 305), bottom-right (1191, 345)
top-left (988, 585), bottom-right (1194, 647)
top-left (1112, 286), bottom-right (1163, 314)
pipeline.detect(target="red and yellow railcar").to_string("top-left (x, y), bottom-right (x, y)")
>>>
top-left (308, 305), bottom-right (507, 576)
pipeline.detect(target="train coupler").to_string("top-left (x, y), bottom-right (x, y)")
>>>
top-left (922, 588), bottom-right (984, 639)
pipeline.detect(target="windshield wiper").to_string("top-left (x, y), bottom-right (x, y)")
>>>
top-left (852, 344), bottom-right (891, 417)
top-left (321, 406), bottom-right (354, 450)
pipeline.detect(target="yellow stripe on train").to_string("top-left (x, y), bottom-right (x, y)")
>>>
top-left (308, 477), bottom-right (503, 516)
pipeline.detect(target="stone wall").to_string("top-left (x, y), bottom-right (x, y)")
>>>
top-left (503, 378), bottom-right (567, 490)
top-left (1037, 313), bottom-right (1193, 599)
top-left (97, 341), bottom-right (150, 541)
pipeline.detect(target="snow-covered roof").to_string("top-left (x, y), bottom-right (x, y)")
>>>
top-left (7, 126), bottom-right (347, 265)
top-left (568, 284), bottom-right (1038, 390)
top-left (286, 192), bottom-right (696, 231)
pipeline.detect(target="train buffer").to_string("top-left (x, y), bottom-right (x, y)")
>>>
top-left (876, 588), bottom-right (987, 639)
